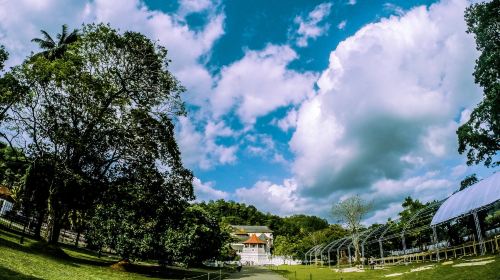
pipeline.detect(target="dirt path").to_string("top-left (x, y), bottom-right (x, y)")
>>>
top-left (225, 266), bottom-right (285, 280)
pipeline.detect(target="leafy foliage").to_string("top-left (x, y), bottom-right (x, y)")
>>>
top-left (6, 23), bottom-right (192, 253)
top-left (460, 173), bottom-right (479, 191)
top-left (161, 205), bottom-right (228, 266)
top-left (457, 0), bottom-right (500, 167)
top-left (0, 45), bottom-right (7, 70)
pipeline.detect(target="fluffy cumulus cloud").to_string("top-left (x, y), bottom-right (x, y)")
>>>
top-left (193, 177), bottom-right (229, 202)
top-left (177, 117), bottom-right (237, 169)
top-left (286, 0), bottom-right (481, 221)
top-left (235, 179), bottom-right (314, 216)
top-left (212, 45), bottom-right (317, 125)
top-left (293, 2), bottom-right (333, 47)
top-left (273, 109), bottom-right (298, 132)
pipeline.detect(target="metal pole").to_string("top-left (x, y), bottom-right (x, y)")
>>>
top-left (401, 233), bottom-right (406, 263)
top-left (432, 225), bottom-right (440, 261)
top-left (336, 248), bottom-right (340, 268)
top-left (361, 243), bottom-right (365, 261)
top-left (328, 250), bottom-right (331, 268)
top-left (473, 211), bottom-right (486, 255)
top-left (378, 239), bottom-right (384, 264)
top-left (347, 245), bottom-right (352, 265)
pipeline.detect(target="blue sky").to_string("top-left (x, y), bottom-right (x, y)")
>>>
top-left (0, 0), bottom-right (495, 223)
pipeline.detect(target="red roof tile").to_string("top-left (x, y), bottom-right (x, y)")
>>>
top-left (243, 234), bottom-right (266, 244)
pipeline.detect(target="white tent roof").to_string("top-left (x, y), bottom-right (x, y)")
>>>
top-left (431, 172), bottom-right (500, 226)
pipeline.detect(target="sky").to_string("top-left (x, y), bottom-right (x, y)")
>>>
top-left (0, 0), bottom-right (495, 223)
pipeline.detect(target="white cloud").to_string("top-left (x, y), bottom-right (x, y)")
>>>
top-left (0, 0), bottom-right (90, 67)
top-left (289, 0), bottom-right (481, 215)
top-left (362, 172), bottom-right (455, 223)
top-left (272, 109), bottom-right (298, 132)
top-left (193, 177), bottom-right (229, 202)
top-left (384, 3), bottom-right (405, 16)
top-left (293, 2), bottom-right (333, 47)
top-left (177, 117), bottom-right (237, 169)
top-left (178, 0), bottom-right (214, 16)
top-left (244, 134), bottom-right (288, 164)
top-left (451, 164), bottom-right (467, 177)
top-left (348, 0), bottom-right (357, 5)
top-left (337, 20), bottom-right (347, 30)
top-left (235, 179), bottom-right (311, 216)
top-left (212, 44), bottom-right (317, 125)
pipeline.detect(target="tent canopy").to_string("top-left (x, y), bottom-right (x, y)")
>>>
top-left (431, 172), bottom-right (500, 226)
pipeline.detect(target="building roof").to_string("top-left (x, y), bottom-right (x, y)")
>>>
top-left (243, 234), bottom-right (266, 244)
top-left (0, 186), bottom-right (14, 203)
top-left (431, 172), bottom-right (500, 226)
top-left (230, 225), bottom-right (273, 233)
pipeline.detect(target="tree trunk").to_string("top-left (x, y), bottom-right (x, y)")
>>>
top-left (33, 211), bottom-right (45, 239)
top-left (352, 234), bottom-right (361, 265)
top-left (46, 207), bottom-right (66, 244)
top-left (75, 230), bottom-right (81, 248)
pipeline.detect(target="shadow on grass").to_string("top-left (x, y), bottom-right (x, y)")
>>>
top-left (0, 265), bottom-right (43, 280)
top-left (1, 227), bottom-right (231, 279)
top-left (118, 263), bottom-right (212, 279)
top-left (0, 227), bottom-right (82, 268)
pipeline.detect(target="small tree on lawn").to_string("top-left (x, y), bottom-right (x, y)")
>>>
top-left (332, 195), bottom-right (371, 265)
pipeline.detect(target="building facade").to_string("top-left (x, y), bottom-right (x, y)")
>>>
top-left (229, 225), bottom-right (273, 265)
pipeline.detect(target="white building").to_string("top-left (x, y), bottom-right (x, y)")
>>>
top-left (0, 186), bottom-right (14, 216)
top-left (230, 225), bottom-right (273, 265)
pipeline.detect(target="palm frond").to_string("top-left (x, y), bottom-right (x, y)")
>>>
top-left (40, 30), bottom-right (55, 45)
top-left (64, 29), bottom-right (79, 44)
top-left (31, 38), bottom-right (55, 50)
top-left (58, 24), bottom-right (68, 44)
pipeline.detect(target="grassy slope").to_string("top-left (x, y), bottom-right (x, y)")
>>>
top-left (0, 227), bottom-right (224, 280)
top-left (273, 256), bottom-right (500, 280)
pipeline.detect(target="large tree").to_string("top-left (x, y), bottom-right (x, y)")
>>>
top-left (7, 23), bottom-right (192, 244)
top-left (332, 196), bottom-right (371, 264)
top-left (457, 0), bottom-right (500, 167)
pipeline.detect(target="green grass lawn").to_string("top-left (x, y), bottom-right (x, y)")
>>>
top-left (0, 226), bottom-right (227, 280)
top-left (272, 256), bottom-right (500, 280)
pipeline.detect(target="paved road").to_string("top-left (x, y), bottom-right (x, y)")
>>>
top-left (225, 266), bottom-right (285, 280)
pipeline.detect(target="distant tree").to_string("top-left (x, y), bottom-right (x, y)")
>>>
top-left (273, 235), bottom-right (299, 261)
top-left (398, 197), bottom-right (425, 224)
top-left (31, 24), bottom-right (78, 60)
top-left (457, 0), bottom-right (500, 167)
top-left (460, 173), bottom-right (479, 191)
top-left (280, 215), bottom-right (329, 236)
top-left (161, 205), bottom-right (228, 266)
top-left (332, 196), bottom-right (371, 264)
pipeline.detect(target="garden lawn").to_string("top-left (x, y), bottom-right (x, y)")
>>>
top-left (273, 255), bottom-right (500, 280)
top-left (0, 226), bottom-right (224, 280)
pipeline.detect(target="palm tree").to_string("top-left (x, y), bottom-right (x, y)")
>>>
top-left (31, 24), bottom-right (78, 60)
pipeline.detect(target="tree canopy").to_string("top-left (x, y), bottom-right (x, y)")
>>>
top-left (457, 0), bottom-right (500, 167)
top-left (4, 23), bottom-right (193, 260)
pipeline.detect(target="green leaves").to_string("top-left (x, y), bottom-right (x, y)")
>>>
top-left (4, 23), bottom-right (193, 246)
top-left (458, 0), bottom-right (500, 167)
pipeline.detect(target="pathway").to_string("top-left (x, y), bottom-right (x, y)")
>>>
top-left (225, 266), bottom-right (285, 280)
